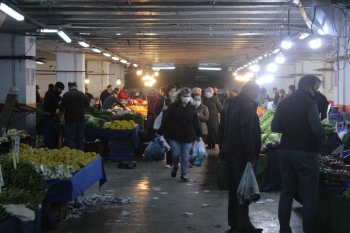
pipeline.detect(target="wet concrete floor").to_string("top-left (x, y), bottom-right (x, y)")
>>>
top-left (54, 148), bottom-right (304, 233)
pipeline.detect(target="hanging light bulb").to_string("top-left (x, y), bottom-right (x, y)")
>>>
top-left (85, 77), bottom-right (90, 84)
top-left (267, 63), bottom-right (278, 72)
top-left (281, 36), bottom-right (293, 49)
top-left (275, 51), bottom-right (285, 64)
top-left (116, 79), bottom-right (121, 85)
top-left (309, 37), bottom-right (322, 49)
top-left (137, 68), bottom-right (143, 75)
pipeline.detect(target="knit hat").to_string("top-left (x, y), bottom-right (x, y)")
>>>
top-left (54, 82), bottom-right (65, 89)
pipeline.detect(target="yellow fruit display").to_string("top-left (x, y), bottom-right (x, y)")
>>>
top-left (104, 120), bottom-right (136, 130)
top-left (128, 105), bottom-right (147, 116)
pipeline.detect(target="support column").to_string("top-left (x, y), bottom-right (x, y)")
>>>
top-left (86, 60), bottom-right (110, 97)
top-left (109, 63), bottom-right (125, 90)
top-left (56, 52), bottom-right (85, 94)
top-left (0, 33), bottom-right (36, 135)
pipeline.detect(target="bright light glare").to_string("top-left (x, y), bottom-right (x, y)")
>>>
top-left (57, 30), bottom-right (71, 43)
top-left (103, 53), bottom-right (111, 57)
top-left (78, 41), bottom-right (89, 47)
top-left (92, 48), bottom-right (101, 53)
top-left (309, 38), bottom-right (322, 49)
top-left (112, 56), bottom-right (119, 60)
top-left (256, 74), bottom-right (273, 85)
top-left (281, 36), bottom-right (293, 49)
top-left (299, 33), bottom-right (309, 40)
top-left (198, 67), bottom-right (221, 70)
top-left (40, 29), bottom-right (58, 33)
top-left (267, 63), bottom-right (278, 72)
top-left (235, 75), bottom-right (250, 82)
top-left (85, 79), bottom-right (90, 84)
top-left (121, 60), bottom-right (128, 64)
top-left (154, 71), bottom-right (159, 76)
top-left (116, 79), bottom-right (121, 85)
top-left (249, 65), bottom-right (259, 72)
top-left (0, 3), bottom-right (24, 21)
top-left (275, 52), bottom-right (285, 64)
top-left (318, 29), bottom-right (326, 35)
top-left (133, 64), bottom-right (138, 67)
top-left (137, 69), bottom-right (143, 75)
top-left (152, 67), bottom-right (175, 70)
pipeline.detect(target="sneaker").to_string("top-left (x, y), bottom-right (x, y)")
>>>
top-left (165, 164), bottom-right (172, 168)
top-left (171, 167), bottom-right (178, 178)
top-left (180, 174), bottom-right (189, 182)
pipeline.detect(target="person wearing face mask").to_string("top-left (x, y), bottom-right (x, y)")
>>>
top-left (271, 75), bottom-right (326, 233)
top-left (202, 87), bottom-right (222, 149)
top-left (158, 87), bottom-right (202, 182)
top-left (43, 82), bottom-right (65, 149)
top-left (147, 89), bottom-right (160, 140)
top-left (155, 83), bottom-right (177, 168)
top-left (192, 93), bottom-right (209, 142)
top-left (218, 81), bottom-right (262, 233)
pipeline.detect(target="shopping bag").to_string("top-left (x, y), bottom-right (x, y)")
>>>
top-left (144, 135), bottom-right (170, 161)
top-left (189, 141), bottom-right (198, 160)
top-left (237, 162), bottom-right (260, 205)
top-left (193, 138), bottom-right (207, 166)
top-left (153, 112), bottom-right (163, 130)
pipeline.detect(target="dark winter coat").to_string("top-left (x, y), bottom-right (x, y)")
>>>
top-left (159, 101), bottom-right (202, 143)
top-left (99, 89), bottom-right (111, 104)
top-left (60, 89), bottom-right (89, 124)
top-left (202, 95), bottom-right (222, 144)
top-left (196, 104), bottom-right (209, 135)
top-left (315, 92), bottom-right (329, 120)
top-left (218, 93), bottom-right (261, 163)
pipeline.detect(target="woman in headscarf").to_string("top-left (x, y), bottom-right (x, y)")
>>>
top-left (202, 87), bottom-right (222, 149)
top-left (147, 88), bottom-right (159, 140)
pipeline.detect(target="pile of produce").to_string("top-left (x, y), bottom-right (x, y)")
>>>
top-left (259, 109), bottom-right (275, 136)
top-left (0, 157), bottom-right (48, 211)
top-left (6, 129), bottom-right (27, 138)
top-left (319, 156), bottom-right (350, 187)
top-left (342, 189), bottom-right (350, 200)
top-left (85, 114), bottom-right (106, 128)
top-left (259, 110), bottom-right (281, 154)
top-left (6, 144), bottom-right (100, 179)
top-left (321, 118), bottom-right (336, 135)
top-left (128, 105), bottom-right (148, 116)
top-left (85, 106), bottom-right (114, 122)
top-left (104, 120), bottom-right (136, 130)
top-left (113, 113), bottom-right (145, 129)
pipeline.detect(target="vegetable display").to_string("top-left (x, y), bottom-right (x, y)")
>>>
top-left (342, 189), bottom-right (350, 199)
top-left (104, 120), bottom-right (136, 130)
top-left (127, 105), bottom-right (148, 116)
top-left (85, 114), bottom-right (106, 128)
top-left (113, 113), bottom-right (145, 129)
top-left (259, 110), bottom-right (281, 154)
top-left (321, 118), bottom-right (336, 135)
top-left (84, 106), bottom-right (114, 122)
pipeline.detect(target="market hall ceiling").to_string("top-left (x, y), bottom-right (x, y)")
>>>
top-left (0, 0), bottom-right (334, 69)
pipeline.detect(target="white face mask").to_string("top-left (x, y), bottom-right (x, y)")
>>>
top-left (193, 100), bottom-right (201, 107)
top-left (37, 89), bottom-right (41, 93)
top-left (206, 91), bottom-right (213, 98)
top-left (181, 96), bottom-right (191, 104)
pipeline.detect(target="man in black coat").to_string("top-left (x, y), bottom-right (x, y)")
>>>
top-left (60, 82), bottom-right (89, 150)
top-left (218, 81), bottom-right (262, 232)
top-left (314, 77), bottom-right (329, 120)
top-left (99, 85), bottom-right (113, 109)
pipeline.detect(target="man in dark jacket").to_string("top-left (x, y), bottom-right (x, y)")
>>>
top-left (43, 82), bottom-right (65, 149)
top-left (218, 81), bottom-right (262, 232)
top-left (271, 75), bottom-right (326, 233)
top-left (273, 87), bottom-right (279, 107)
top-left (314, 77), bottom-right (329, 120)
top-left (60, 82), bottom-right (89, 150)
top-left (36, 85), bottom-right (42, 103)
top-left (99, 85), bottom-right (113, 109)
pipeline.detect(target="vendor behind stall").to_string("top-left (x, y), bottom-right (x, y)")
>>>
top-left (118, 86), bottom-right (130, 100)
top-left (102, 90), bottom-right (127, 109)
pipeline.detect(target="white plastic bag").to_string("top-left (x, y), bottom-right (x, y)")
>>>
top-left (153, 112), bottom-right (163, 130)
top-left (190, 141), bottom-right (198, 160)
top-left (3, 204), bottom-right (35, 221)
top-left (237, 162), bottom-right (260, 205)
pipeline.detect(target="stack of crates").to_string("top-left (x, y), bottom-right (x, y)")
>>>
top-left (109, 139), bottom-right (134, 162)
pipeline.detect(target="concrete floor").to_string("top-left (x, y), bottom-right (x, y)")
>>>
top-left (54, 149), bottom-right (304, 233)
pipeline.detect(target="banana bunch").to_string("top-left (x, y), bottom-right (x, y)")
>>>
top-left (104, 120), bottom-right (136, 130)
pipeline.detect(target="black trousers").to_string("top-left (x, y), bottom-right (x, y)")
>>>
top-left (165, 139), bottom-right (172, 166)
top-left (224, 153), bottom-right (251, 229)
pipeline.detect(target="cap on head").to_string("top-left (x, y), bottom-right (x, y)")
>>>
top-left (55, 82), bottom-right (65, 89)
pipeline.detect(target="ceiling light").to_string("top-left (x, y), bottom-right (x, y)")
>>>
top-left (57, 30), bottom-right (71, 43)
top-left (116, 79), bottom-right (121, 85)
top-left (318, 29), bottom-right (326, 35)
top-left (249, 65), bottom-right (259, 72)
top-left (233, 72), bottom-right (237, 76)
top-left (275, 51), bottom-right (285, 64)
top-left (256, 74), bottom-right (273, 85)
top-left (85, 78), bottom-right (90, 84)
top-left (299, 33), bottom-right (309, 40)
top-left (137, 69), bottom-right (143, 75)
top-left (0, 3), bottom-right (24, 21)
top-left (309, 37), bottom-right (322, 49)
top-left (267, 63), bottom-right (278, 72)
top-left (152, 67), bottom-right (175, 70)
top-left (103, 52), bottom-right (111, 57)
top-left (198, 67), bottom-right (221, 70)
top-left (78, 41), bottom-right (89, 48)
top-left (154, 71), bottom-right (159, 76)
top-left (39, 29), bottom-right (58, 33)
top-left (133, 64), bottom-right (138, 67)
top-left (92, 48), bottom-right (101, 53)
top-left (36, 61), bottom-right (44, 65)
top-left (273, 49), bottom-right (280, 54)
top-left (112, 56), bottom-right (119, 61)
top-left (281, 36), bottom-right (293, 49)
top-left (121, 59), bottom-right (128, 64)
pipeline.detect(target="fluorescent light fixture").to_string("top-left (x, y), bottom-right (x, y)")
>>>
top-left (92, 48), bottom-right (101, 53)
top-left (152, 67), bottom-right (175, 70)
top-left (249, 65), bottom-right (259, 72)
top-left (275, 52), bottom-right (285, 64)
top-left (78, 41), bottom-right (89, 47)
top-left (318, 29), bottom-right (326, 35)
top-left (267, 63), bottom-right (278, 72)
top-left (36, 61), bottom-right (44, 65)
top-left (309, 38), bottom-right (322, 49)
top-left (273, 48), bottom-right (280, 54)
top-left (133, 64), bottom-right (138, 67)
top-left (57, 30), bottom-right (71, 43)
top-left (299, 33), bottom-right (309, 40)
top-left (281, 36), bottom-right (293, 49)
top-left (40, 29), bottom-right (58, 33)
top-left (121, 59), bottom-right (128, 64)
top-left (0, 3), bottom-right (24, 21)
top-left (198, 67), bottom-right (221, 70)
top-left (256, 74), bottom-right (273, 85)
top-left (112, 56), bottom-right (119, 61)
top-left (103, 52), bottom-right (111, 57)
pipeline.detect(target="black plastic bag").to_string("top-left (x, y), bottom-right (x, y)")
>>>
top-left (237, 162), bottom-right (261, 205)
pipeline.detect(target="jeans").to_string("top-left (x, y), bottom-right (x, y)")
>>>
top-left (64, 121), bottom-right (85, 150)
top-left (278, 149), bottom-right (319, 233)
top-left (169, 140), bottom-right (192, 175)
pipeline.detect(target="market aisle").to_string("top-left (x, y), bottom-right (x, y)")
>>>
top-left (54, 149), bottom-right (304, 233)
